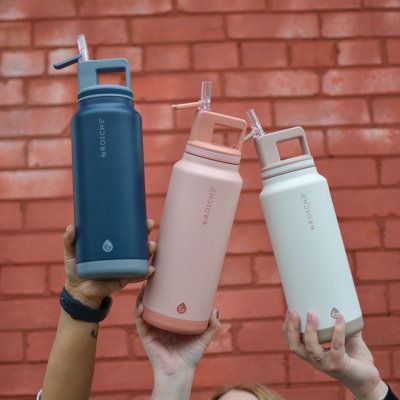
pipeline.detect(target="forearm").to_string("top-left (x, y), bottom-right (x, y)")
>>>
top-left (151, 369), bottom-right (195, 400)
top-left (41, 309), bottom-right (98, 400)
top-left (352, 380), bottom-right (389, 400)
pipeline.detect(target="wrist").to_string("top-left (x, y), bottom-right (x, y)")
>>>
top-left (353, 380), bottom-right (388, 400)
top-left (152, 369), bottom-right (195, 400)
top-left (64, 283), bottom-right (103, 309)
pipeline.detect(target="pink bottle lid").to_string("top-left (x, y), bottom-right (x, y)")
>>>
top-left (172, 81), bottom-right (247, 165)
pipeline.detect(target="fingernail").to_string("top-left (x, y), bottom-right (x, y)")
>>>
top-left (336, 313), bottom-right (344, 323)
top-left (136, 303), bottom-right (144, 317)
top-left (307, 312), bottom-right (312, 323)
top-left (288, 310), bottom-right (295, 321)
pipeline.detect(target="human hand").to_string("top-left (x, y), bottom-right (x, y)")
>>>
top-left (135, 287), bottom-right (220, 377)
top-left (64, 220), bottom-right (156, 309)
top-left (283, 311), bottom-right (388, 400)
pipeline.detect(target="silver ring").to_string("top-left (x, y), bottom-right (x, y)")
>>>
top-left (312, 349), bottom-right (328, 363)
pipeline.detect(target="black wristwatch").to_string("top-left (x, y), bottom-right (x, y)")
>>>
top-left (60, 287), bottom-right (112, 323)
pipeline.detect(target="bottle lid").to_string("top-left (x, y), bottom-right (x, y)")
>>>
top-left (244, 109), bottom-right (315, 178)
top-left (53, 34), bottom-right (133, 102)
top-left (172, 81), bottom-right (247, 165)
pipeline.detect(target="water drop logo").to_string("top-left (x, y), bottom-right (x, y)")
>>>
top-left (102, 239), bottom-right (113, 253)
top-left (177, 303), bottom-right (187, 314)
top-left (330, 307), bottom-right (340, 318)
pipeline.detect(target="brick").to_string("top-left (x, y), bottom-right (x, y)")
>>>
top-left (389, 282), bottom-right (400, 311)
top-left (135, 103), bottom-right (174, 131)
top-left (0, 233), bottom-right (63, 264)
top-left (0, 331), bottom-right (23, 361)
top-left (387, 39), bottom-right (400, 63)
top-left (79, 0), bottom-right (172, 16)
top-left (0, 79), bottom-right (24, 106)
top-left (0, 298), bottom-right (59, 330)
top-left (275, 99), bottom-right (370, 127)
top-left (145, 165), bottom-right (171, 195)
top-left (144, 44), bottom-right (189, 71)
top-left (0, 364), bottom-right (45, 395)
top-left (363, 316), bottom-right (400, 346)
top-left (92, 361), bottom-right (153, 391)
top-left (0, 22), bottom-right (30, 46)
top-left (0, 266), bottom-right (46, 295)
top-left (372, 97), bottom-right (400, 124)
top-left (236, 192), bottom-right (264, 222)
top-left (0, 169), bottom-right (72, 200)
top-left (34, 19), bottom-right (128, 46)
top-left (1, 51), bottom-right (45, 77)
top-left (364, 0), bottom-right (400, 7)
top-left (143, 134), bottom-right (186, 164)
top-left (49, 264), bottom-right (65, 293)
top-left (322, 12), bottom-right (400, 38)
top-left (241, 42), bottom-right (287, 68)
top-left (96, 46), bottom-right (142, 73)
top-left (215, 287), bottom-right (284, 319)
top-left (268, 0), bottom-right (361, 10)
top-left (327, 128), bottom-right (400, 155)
top-left (102, 295), bottom-right (138, 327)
top-left (225, 71), bottom-right (319, 98)
top-left (385, 220), bottom-right (400, 248)
top-left (219, 255), bottom-right (253, 286)
top-left (0, 106), bottom-right (72, 137)
top-left (316, 158), bottom-right (378, 187)
top-left (0, 202), bottom-right (23, 230)
top-left (131, 16), bottom-right (225, 43)
top-left (146, 196), bottom-right (164, 227)
top-left (254, 255), bottom-right (281, 285)
top-left (0, 140), bottom-right (25, 168)
top-left (228, 222), bottom-right (272, 254)
top-left (193, 43), bottom-right (238, 70)
top-left (0, 0), bottom-right (75, 20)
top-left (381, 158), bottom-right (400, 185)
top-left (134, 72), bottom-right (220, 101)
top-left (26, 330), bottom-right (56, 361)
top-left (96, 328), bottom-right (129, 358)
top-left (395, 350), bottom-right (400, 378)
top-left (27, 78), bottom-right (76, 105)
top-left (48, 48), bottom-right (79, 75)
top-left (237, 320), bottom-right (287, 352)
top-left (332, 189), bottom-right (400, 218)
top-left (25, 199), bottom-right (73, 230)
top-left (289, 354), bottom-right (335, 383)
top-left (194, 354), bottom-right (285, 386)
top-left (227, 14), bottom-right (319, 39)
top-left (358, 285), bottom-right (387, 314)
top-left (291, 41), bottom-right (336, 67)
top-left (372, 350), bottom-right (392, 380)
top-left (178, 0), bottom-right (266, 12)
top-left (340, 221), bottom-right (381, 250)
top-left (338, 40), bottom-right (382, 65)
top-left (357, 251), bottom-right (400, 281)
top-left (240, 162), bottom-right (263, 191)
top-left (323, 67), bottom-right (400, 95)
top-left (277, 387), bottom-right (341, 400)
top-left (28, 138), bottom-right (71, 167)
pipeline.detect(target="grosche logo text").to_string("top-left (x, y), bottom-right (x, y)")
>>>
top-left (102, 239), bottom-right (113, 253)
top-left (202, 186), bottom-right (216, 225)
top-left (300, 192), bottom-right (315, 230)
top-left (98, 118), bottom-right (106, 158)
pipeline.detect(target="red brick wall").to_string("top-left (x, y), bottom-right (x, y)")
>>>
top-left (0, 0), bottom-right (399, 399)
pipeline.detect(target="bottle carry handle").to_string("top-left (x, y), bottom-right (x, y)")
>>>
top-left (190, 110), bottom-right (247, 150)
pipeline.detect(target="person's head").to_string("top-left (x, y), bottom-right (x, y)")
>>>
top-left (211, 382), bottom-right (283, 400)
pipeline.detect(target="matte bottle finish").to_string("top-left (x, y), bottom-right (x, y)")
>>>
top-left (256, 127), bottom-right (363, 343)
top-left (57, 51), bottom-right (149, 279)
top-left (143, 110), bottom-right (247, 334)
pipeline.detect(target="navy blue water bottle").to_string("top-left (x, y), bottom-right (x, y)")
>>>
top-left (54, 34), bottom-right (148, 279)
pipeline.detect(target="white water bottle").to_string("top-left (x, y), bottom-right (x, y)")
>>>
top-left (244, 109), bottom-right (363, 343)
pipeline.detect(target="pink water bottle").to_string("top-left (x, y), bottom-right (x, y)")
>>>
top-left (142, 82), bottom-right (247, 334)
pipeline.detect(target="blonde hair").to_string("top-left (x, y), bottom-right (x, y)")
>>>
top-left (211, 382), bottom-right (284, 400)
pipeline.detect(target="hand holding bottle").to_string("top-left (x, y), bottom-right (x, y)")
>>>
top-left (64, 220), bottom-right (156, 309)
top-left (283, 311), bottom-right (388, 400)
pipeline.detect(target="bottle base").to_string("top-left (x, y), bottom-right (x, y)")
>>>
top-left (301, 315), bottom-right (364, 344)
top-left (77, 259), bottom-right (149, 280)
top-left (142, 306), bottom-right (208, 335)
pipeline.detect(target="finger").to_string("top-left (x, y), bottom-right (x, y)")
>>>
top-left (135, 284), bottom-right (146, 310)
top-left (330, 313), bottom-right (346, 362)
top-left (148, 241), bottom-right (156, 257)
top-left (283, 310), bottom-right (308, 359)
top-left (147, 219), bottom-right (155, 234)
top-left (198, 308), bottom-right (220, 347)
top-left (134, 285), bottom-right (150, 339)
top-left (304, 312), bottom-right (325, 360)
top-left (64, 225), bottom-right (76, 260)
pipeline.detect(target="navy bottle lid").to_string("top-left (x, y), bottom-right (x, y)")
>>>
top-left (53, 34), bottom-right (133, 102)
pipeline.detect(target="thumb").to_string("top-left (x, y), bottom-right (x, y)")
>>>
top-left (198, 308), bottom-right (220, 347)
